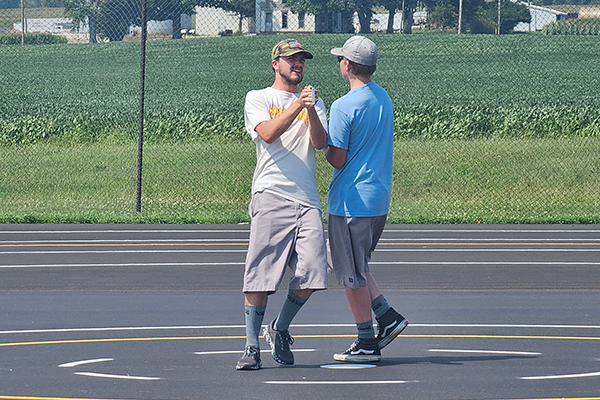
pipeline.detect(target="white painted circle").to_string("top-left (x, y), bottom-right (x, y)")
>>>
top-left (320, 364), bottom-right (377, 369)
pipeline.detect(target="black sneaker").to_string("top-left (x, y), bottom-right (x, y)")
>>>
top-left (376, 308), bottom-right (409, 349)
top-left (263, 319), bottom-right (294, 365)
top-left (236, 345), bottom-right (262, 370)
top-left (333, 338), bottom-right (381, 362)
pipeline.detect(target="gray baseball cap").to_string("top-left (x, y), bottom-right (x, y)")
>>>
top-left (330, 36), bottom-right (377, 66)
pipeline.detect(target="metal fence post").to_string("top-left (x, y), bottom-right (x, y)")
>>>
top-left (136, 0), bottom-right (148, 213)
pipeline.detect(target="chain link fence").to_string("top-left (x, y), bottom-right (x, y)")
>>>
top-left (1, 0), bottom-right (599, 223)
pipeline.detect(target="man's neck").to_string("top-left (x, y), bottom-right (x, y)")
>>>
top-left (349, 75), bottom-right (371, 90)
top-left (272, 77), bottom-right (299, 93)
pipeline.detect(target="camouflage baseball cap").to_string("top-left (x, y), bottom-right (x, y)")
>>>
top-left (271, 39), bottom-right (313, 60)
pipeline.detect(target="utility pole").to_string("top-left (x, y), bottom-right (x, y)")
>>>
top-left (528, 0), bottom-right (532, 31)
top-left (20, 0), bottom-right (25, 45)
top-left (458, 0), bottom-right (463, 34)
top-left (497, 0), bottom-right (501, 34)
top-left (401, 0), bottom-right (405, 33)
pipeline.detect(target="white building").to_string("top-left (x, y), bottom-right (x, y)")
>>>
top-left (194, 1), bottom-right (316, 35)
top-left (364, 13), bottom-right (403, 32)
top-left (513, 3), bottom-right (568, 31)
top-left (254, 0), bottom-right (315, 33)
top-left (194, 7), bottom-right (255, 35)
top-left (130, 15), bottom-right (193, 35)
top-left (14, 18), bottom-right (74, 34)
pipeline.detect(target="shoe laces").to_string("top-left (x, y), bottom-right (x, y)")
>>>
top-left (244, 345), bottom-right (259, 357)
top-left (347, 340), bottom-right (360, 352)
top-left (276, 330), bottom-right (294, 350)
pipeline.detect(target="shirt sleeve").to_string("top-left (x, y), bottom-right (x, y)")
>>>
top-left (244, 90), bottom-right (271, 142)
top-left (328, 101), bottom-right (350, 150)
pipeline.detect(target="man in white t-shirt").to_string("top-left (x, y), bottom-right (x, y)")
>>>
top-left (236, 39), bottom-right (329, 371)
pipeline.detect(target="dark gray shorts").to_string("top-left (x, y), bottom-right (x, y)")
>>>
top-left (243, 191), bottom-right (328, 294)
top-left (327, 214), bottom-right (387, 289)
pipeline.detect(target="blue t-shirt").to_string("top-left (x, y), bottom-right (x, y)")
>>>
top-left (327, 81), bottom-right (394, 217)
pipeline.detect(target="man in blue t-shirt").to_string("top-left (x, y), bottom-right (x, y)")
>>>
top-left (325, 36), bottom-right (409, 363)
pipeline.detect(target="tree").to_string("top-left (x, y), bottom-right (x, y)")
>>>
top-left (427, 1), bottom-right (457, 29)
top-left (393, 0), bottom-right (417, 33)
top-left (355, 0), bottom-right (374, 33)
top-left (378, 0), bottom-right (402, 33)
top-left (64, 0), bottom-right (138, 42)
top-left (98, 0), bottom-right (139, 41)
top-left (64, 0), bottom-right (100, 43)
top-left (423, 0), bottom-right (529, 33)
top-left (470, 0), bottom-right (530, 33)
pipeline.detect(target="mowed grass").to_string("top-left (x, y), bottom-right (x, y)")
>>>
top-left (1, 138), bottom-right (598, 223)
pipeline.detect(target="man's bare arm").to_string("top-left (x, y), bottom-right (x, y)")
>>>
top-left (325, 145), bottom-right (347, 169)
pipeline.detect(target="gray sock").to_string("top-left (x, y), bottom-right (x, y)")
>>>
top-left (275, 291), bottom-right (307, 331)
top-left (357, 320), bottom-right (375, 340)
top-left (372, 294), bottom-right (391, 319)
top-left (244, 304), bottom-right (266, 348)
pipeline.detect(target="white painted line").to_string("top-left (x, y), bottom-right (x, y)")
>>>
top-left (265, 380), bottom-right (411, 385)
top-left (59, 358), bottom-right (114, 368)
top-left (74, 372), bottom-right (161, 380)
top-left (3, 228), bottom-right (600, 235)
top-left (4, 237), bottom-right (600, 245)
top-left (320, 364), bottom-right (377, 369)
top-left (382, 229), bottom-right (600, 233)
top-left (379, 237), bottom-right (600, 242)
top-left (412, 323), bottom-right (600, 329)
top-left (521, 371), bottom-right (600, 380)
top-left (195, 349), bottom-right (317, 355)
top-left (195, 350), bottom-right (255, 355)
top-left (429, 349), bottom-right (541, 356)
top-left (0, 229), bottom-right (250, 235)
top-left (0, 262), bottom-right (244, 269)
top-left (0, 238), bottom-right (248, 245)
top-left (369, 261), bottom-right (600, 265)
top-left (375, 248), bottom-right (600, 252)
top-left (5, 261), bottom-right (600, 269)
top-left (0, 325), bottom-right (250, 335)
top-left (0, 249), bottom-right (247, 255)
top-left (5, 248), bottom-right (600, 256)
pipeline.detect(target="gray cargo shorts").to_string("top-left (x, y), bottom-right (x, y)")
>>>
top-left (327, 214), bottom-right (387, 289)
top-left (243, 191), bottom-right (328, 294)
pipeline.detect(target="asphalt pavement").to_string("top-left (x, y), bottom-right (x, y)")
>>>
top-left (1, 224), bottom-right (599, 400)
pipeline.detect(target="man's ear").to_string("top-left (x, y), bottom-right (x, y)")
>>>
top-left (342, 59), bottom-right (351, 72)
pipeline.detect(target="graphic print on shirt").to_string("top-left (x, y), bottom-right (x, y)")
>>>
top-left (269, 104), bottom-right (309, 126)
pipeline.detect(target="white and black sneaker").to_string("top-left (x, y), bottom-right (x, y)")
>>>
top-left (376, 308), bottom-right (409, 349)
top-left (334, 338), bottom-right (381, 363)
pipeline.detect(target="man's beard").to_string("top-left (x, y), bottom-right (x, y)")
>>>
top-left (280, 70), bottom-right (303, 85)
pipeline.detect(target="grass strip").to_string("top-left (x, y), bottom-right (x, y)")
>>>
top-left (1, 138), bottom-right (598, 224)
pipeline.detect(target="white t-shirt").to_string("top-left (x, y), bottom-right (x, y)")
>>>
top-left (244, 87), bottom-right (328, 210)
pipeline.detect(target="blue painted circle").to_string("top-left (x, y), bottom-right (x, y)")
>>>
top-left (320, 364), bottom-right (377, 369)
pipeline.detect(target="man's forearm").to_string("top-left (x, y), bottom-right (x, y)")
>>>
top-left (255, 102), bottom-right (304, 144)
top-left (307, 108), bottom-right (327, 150)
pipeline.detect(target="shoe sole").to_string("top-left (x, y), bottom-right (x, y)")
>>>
top-left (263, 326), bottom-right (294, 365)
top-left (378, 319), bottom-right (409, 349)
top-left (236, 362), bottom-right (262, 370)
top-left (333, 353), bottom-right (382, 363)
